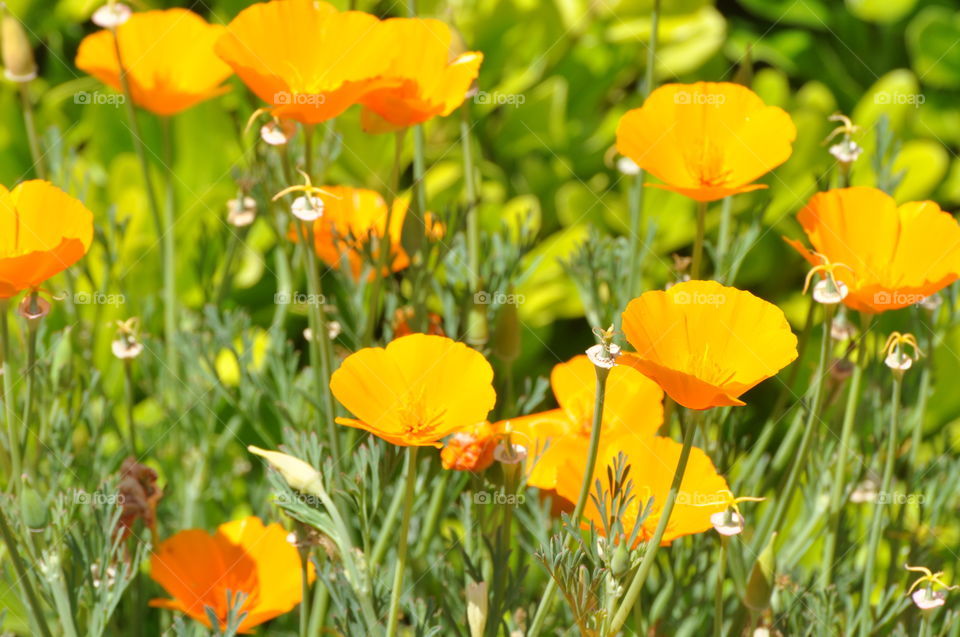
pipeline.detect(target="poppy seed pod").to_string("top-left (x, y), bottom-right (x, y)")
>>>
top-left (745, 533), bottom-right (777, 613)
top-left (2, 9), bottom-right (37, 82)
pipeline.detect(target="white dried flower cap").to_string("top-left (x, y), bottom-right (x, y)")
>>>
top-left (494, 441), bottom-right (527, 465)
top-left (92, 3), bottom-right (131, 28)
top-left (291, 195), bottom-right (324, 222)
top-left (586, 342), bottom-right (620, 369)
top-left (830, 314), bottom-right (856, 342)
top-left (813, 278), bottom-right (848, 305)
top-left (710, 510), bottom-right (745, 536)
top-left (829, 139), bottom-right (862, 164)
top-left (227, 196), bottom-right (256, 228)
top-left (261, 119), bottom-right (296, 146)
top-left (616, 156), bottom-right (641, 176)
top-left (912, 588), bottom-right (947, 610)
top-left (112, 338), bottom-right (143, 360)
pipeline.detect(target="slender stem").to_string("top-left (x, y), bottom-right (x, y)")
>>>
top-left (462, 107), bottom-right (479, 292)
top-left (20, 295), bottom-right (38, 448)
top-left (691, 200), bottom-right (707, 280)
top-left (716, 196), bottom-right (732, 281)
top-left (386, 446), bottom-right (419, 637)
top-left (820, 363), bottom-right (863, 586)
top-left (527, 363), bottom-right (611, 637)
top-left (363, 130), bottom-right (403, 345)
top-left (1, 303), bottom-right (20, 490)
top-left (371, 477), bottom-right (407, 568)
top-left (754, 303), bottom-right (834, 552)
top-left (123, 360), bottom-right (138, 457)
top-left (18, 83), bottom-right (45, 179)
top-left (215, 226), bottom-right (242, 306)
top-left (0, 504), bottom-right (53, 637)
top-left (859, 373), bottom-right (902, 636)
top-left (608, 409), bottom-right (699, 635)
top-left (413, 470), bottom-right (450, 560)
top-left (299, 535), bottom-right (310, 637)
top-left (625, 0), bottom-right (659, 298)
top-left (160, 117), bottom-right (178, 379)
top-left (714, 537), bottom-right (727, 637)
top-left (293, 221), bottom-right (339, 462)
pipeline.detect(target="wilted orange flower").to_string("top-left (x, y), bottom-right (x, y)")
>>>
top-left (330, 334), bottom-right (496, 447)
top-left (0, 180), bottom-right (94, 299)
top-left (441, 421), bottom-right (497, 472)
top-left (620, 280), bottom-right (797, 410)
top-left (499, 355), bottom-right (663, 494)
top-left (616, 82), bottom-right (796, 202)
top-left (785, 187), bottom-right (960, 313)
top-left (150, 516), bottom-right (312, 633)
top-left (556, 434), bottom-right (729, 546)
top-left (216, 0), bottom-right (397, 125)
top-left (76, 9), bottom-right (232, 116)
top-left (393, 307), bottom-right (445, 337)
top-left (359, 18), bottom-right (483, 133)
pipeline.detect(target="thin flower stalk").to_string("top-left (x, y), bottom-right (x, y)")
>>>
top-left (528, 329), bottom-right (615, 637)
top-left (1, 303), bottom-right (19, 489)
top-left (608, 408), bottom-right (700, 634)
top-left (692, 200), bottom-right (707, 280)
top-left (0, 505), bottom-right (53, 637)
top-left (859, 372), bottom-right (904, 635)
top-left (386, 446), bottom-right (419, 637)
top-left (625, 0), bottom-right (660, 298)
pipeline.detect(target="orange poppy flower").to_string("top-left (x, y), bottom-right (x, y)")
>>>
top-left (359, 18), bottom-right (483, 133)
top-left (76, 9), bottom-right (232, 116)
top-left (0, 180), bottom-right (94, 299)
top-left (150, 516), bottom-right (312, 633)
top-left (498, 354), bottom-right (663, 494)
top-left (441, 421), bottom-right (497, 472)
top-left (616, 82), bottom-right (796, 202)
top-left (330, 334), bottom-right (496, 447)
top-left (785, 187), bottom-right (960, 313)
top-left (393, 307), bottom-right (445, 337)
top-left (620, 280), bottom-right (798, 410)
top-left (289, 186), bottom-right (406, 279)
top-left (215, 0), bottom-right (398, 125)
top-left (555, 434), bottom-right (730, 546)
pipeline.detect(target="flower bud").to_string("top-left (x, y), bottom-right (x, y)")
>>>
top-left (744, 532), bottom-right (776, 613)
top-left (466, 580), bottom-right (488, 637)
top-left (21, 486), bottom-right (47, 530)
top-left (2, 8), bottom-right (37, 83)
top-left (248, 445), bottom-right (324, 496)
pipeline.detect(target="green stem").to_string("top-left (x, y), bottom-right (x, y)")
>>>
top-left (371, 476), bottom-right (407, 568)
top-left (625, 0), bottom-right (659, 298)
top-left (527, 362), bottom-right (611, 637)
top-left (160, 117), bottom-right (178, 379)
top-left (820, 363), bottom-right (863, 587)
top-left (462, 107), bottom-right (479, 292)
top-left (386, 446), bottom-right (419, 637)
top-left (123, 359), bottom-right (138, 457)
top-left (714, 537), bottom-right (727, 637)
top-left (19, 83), bottom-right (45, 180)
top-left (363, 130), bottom-right (403, 346)
top-left (293, 221), bottom-right (339, 462)
top-left (754, 303), bottom-right (834, 552)
top-left (1, 303), bottom-right (20, 490)
top-left (0, 504), bottom-right (53, 637)
top-left (299, 537), bottom-right (310, 637)
top-left (608, 409), bottom-right (699, 635)
top-left (716, 196), bottom-right (732, 281)
top-left (20, 294), bottom-right (38, 452)
top-left (691, 200), bottom-right (707, 280)
top-left (859, 373), bottom-right (902, 636)
top-left (413, 469), bottom-right (450, 560)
